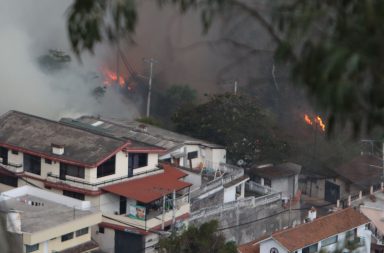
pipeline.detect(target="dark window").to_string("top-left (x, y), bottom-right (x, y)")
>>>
top-left (26, 244), bottom-right (39, 253)
top-left (128, 153), bottom-right (148, 170)
top-left (303, 243), bottom-right (318, 253)
top-left (187, 151), bottom-right (198, 160)
top-left (98, 226), bottom-right (105, 234)
top-left (63, 190), bottom-right (85, 201)
top-left (60, 163), bottom-right (84, 179)
top-left (61, 232), bottom-right (74, 242)
top-left (264, 178), bottom-right (272, 187)
top-left (76, 227), bottom-right (89, 237)
top-left (45, 159), bottom-right (52, 164)
top-left (23, 154), bottom-right (41, 175)
top-left (11, 150), bottom-right (18, 155)
top-left (97, 156), bottom-right (116, 178)
top-left (0, 147), bottom-right (8, 164)
top-left (0, 175), bottom-right (17, 187)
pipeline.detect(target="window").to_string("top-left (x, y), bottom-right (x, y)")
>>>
top-left (60, 163), bottom-right (84, 179)
top-left (23, 154), bottom-right (41, 175)
top-left (128, 153), bottom-right (148, 170)
top-left (63, 190), bottom-right (85, 201)
top-left (0, 175), bottom-right (17, 187)
top-left (61, 232), bottom-right (74, 242)
top-left (76, 227), bottom-right (89, 237)
top-left (302, 243), bottom-right (318, 253)
top-left (322, 235), bottom-right (338, 247)
top-left (98, 226), bottom-right (105, 234)
top-left (26, 244), bottom-right (39, 253)
top-left (97, 156), bottom-right (115, 178)
top-left (264, 178), bottom-right (272, 187)
top-left (11, 150), bottom-right (18, 155)
top-left (187, 151), bottom-right (198, 160)
top-left (44, 158), bottom-right (52, 164)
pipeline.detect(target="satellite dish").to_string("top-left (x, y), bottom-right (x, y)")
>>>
top-left (237, 159), bottom-right (245, 166)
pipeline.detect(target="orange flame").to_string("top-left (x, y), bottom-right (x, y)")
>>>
top-left (101, 67), bottom-right (125, 87)
top-left (304, 114), bottom-right (326, 132)
top-left (315, 116), bottom-right (326, 131)
top-left (304, 114), bottom-right (313, 125)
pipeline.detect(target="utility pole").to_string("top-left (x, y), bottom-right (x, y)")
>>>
top-left (234, 80), bottom-right (238, 95)
top-left (161, 194), bottom-right (166, 230)
top-left (171, 189), bottom-right (176, 234)
top-left (143, 58), bottom-right (158, 117)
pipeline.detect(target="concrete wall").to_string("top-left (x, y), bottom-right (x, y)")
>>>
top-left (190, 198), bottom-right (302, 245)
top-left (223, 187), bottom-right (236, 203)
top-left (92, 226), bottom-right (115, 253)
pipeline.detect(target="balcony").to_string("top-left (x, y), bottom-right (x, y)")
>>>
top-left (0, 158), bottom-right (23, 174)
top-left (46, 167), bottom-right (162, 191)
top-left (103, 195), bottom-right (190, 231)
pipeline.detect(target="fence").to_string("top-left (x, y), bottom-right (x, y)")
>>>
top-left (337, 182), bottom-right (384, 207)
top-left (190, 192), bottom-right (282, 221)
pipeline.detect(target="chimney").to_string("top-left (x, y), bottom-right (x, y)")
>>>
top-left (51, 143), bottom-right (64, 155)
top-left (308, 207), bottom-right (317, 221)
top-left (6, 210), bottom-right (22, 234)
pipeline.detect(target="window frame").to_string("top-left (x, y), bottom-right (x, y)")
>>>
top-left (26, 243), bottom-right (39, 253)
top-left (61, 163), bottom-right (85, 179)
top-left (23, 153), bottom-right (41, 175)
top-left (321, 235), bottom-right (338, 247)
top-left (76, 227), bottom-right (89, 237)
top-left (63, 190), bottom-right (85, 201)
top-left (129, 153), bottom-right (148, 170)
top-left (97, 156), bottom-right (116, 178)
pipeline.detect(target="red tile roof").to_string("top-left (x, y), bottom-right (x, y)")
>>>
top-left (102, 164), bottom-right (191, 203)
top-left (272, 208), bottom-right (369, 252)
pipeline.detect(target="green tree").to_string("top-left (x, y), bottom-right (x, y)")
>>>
top-left (159, 220), bottom-right (236, 253)
top-left (173, 93), bottom-right (289, 165)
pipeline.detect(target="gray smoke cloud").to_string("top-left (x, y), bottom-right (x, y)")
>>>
top-left (0, 0), bottom-right (139, 120)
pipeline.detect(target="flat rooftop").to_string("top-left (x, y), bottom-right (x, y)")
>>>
top-left (0, 194), bottom-right (92, 233)
top-left (0, 111), bottom-right (129, 167)
top-left (67, 116), bottom-right (223, 150)
top-left (249, 162), bottom-right (301, 179)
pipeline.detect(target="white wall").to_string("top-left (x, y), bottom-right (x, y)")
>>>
top-left (88, 151), bottom-right (128, 184)
top-left (92, 226), bottom-right (115, 253)
top-left (260, 238), bottom-right (288, 253)
top-left (100, 193), bottom-right (120, 214)
top-left (224, 187), bottom-right (236, 203)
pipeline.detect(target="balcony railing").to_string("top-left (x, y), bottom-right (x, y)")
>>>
top-left (46, 167), bottom-right (162, 191)
top-left (0, 158), bottom-right (23, 174)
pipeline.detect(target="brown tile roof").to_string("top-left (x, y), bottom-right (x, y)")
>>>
top-left (272, 208), bottom-right (370, 252)
top-left (238, 242), bottom-right (260, 253)
top-left (331, 155), bottom-right (383, 188)
top-left (102, 164), bottom-right (192, 203)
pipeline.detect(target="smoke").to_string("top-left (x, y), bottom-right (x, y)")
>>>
top-left (0, 0), bottom-right (139, 120)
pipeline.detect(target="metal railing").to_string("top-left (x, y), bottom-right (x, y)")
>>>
top-left (46, 167), bottom-right (162, 190)
top-left (246, 181), bottom-right (275, 195)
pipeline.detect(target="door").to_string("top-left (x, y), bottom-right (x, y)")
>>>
top-left (60, 164), bottom-right (66, 180)
top-left (324, 180), bottom-right (340, 203)
top-left (0, 147), bottom-right (8, 164)
top-left (115, 230), bottom-right (143, 253)
top-left (119, 196), bottom-right (127, 214)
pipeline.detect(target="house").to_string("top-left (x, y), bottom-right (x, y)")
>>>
top-left (0, 111), bottom-right (191, 253)
top-left (61, 116), bottom-right (227, 188)
top-left (238, 208), bottom-right (371, 253)
top-left (302, 155), bottom-right (383, 203)
top-left (0, 185), bottom-right (101, 253)
top-left (247, 163), bottom-right (301, 199)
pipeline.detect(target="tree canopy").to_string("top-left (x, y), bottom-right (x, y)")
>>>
top-left (172, 93), bottom-right (289, 165)
top-left (158, 220), bottom-right (236, 253)
top-left (66, 0), bottom-right (384, 135)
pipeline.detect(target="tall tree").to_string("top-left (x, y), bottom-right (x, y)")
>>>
top-left (173, 93), bottom-right (289, 165)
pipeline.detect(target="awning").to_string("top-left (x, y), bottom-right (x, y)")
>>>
top-left (102, 164), bottom-right (191, 203)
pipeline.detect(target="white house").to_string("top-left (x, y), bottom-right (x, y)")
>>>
top-left (0, 185), bottom-right (102, 253)
top-left (0, 111), bottom-right (191, 253)
top-left (239, 208), bottom-right (371, 253)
